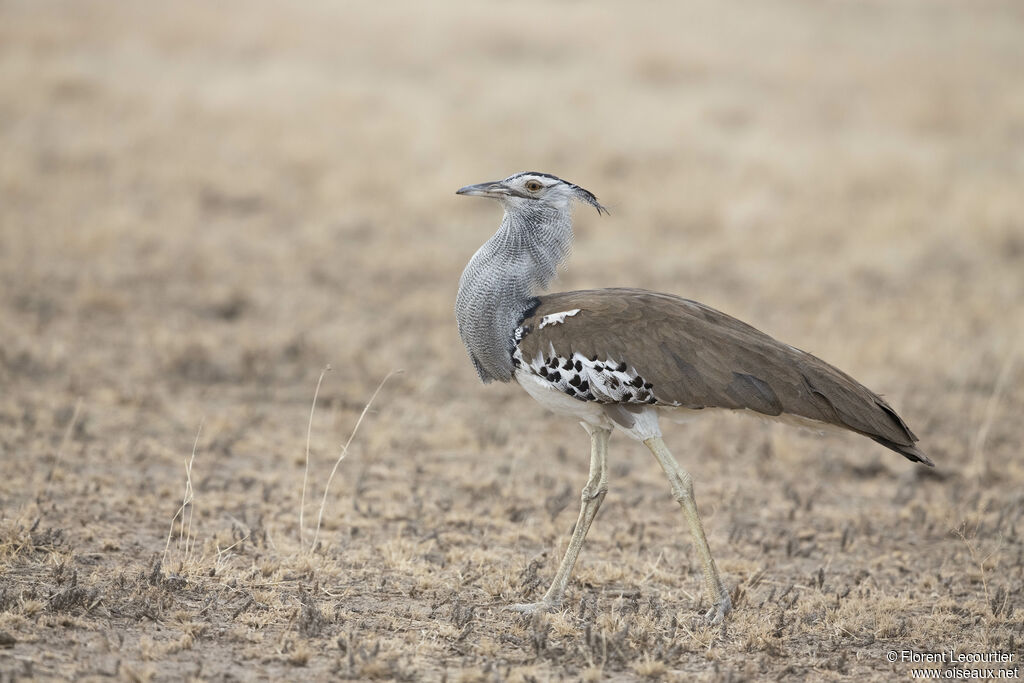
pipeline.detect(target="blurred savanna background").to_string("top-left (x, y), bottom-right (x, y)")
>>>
top-left (2, 0), bottom-right (1022, 679)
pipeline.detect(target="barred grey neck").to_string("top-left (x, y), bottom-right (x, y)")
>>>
top-left (456, 204), bottom-right (574, 383)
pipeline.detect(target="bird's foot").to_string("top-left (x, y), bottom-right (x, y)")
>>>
top-left (505, 600), bottom-right (560, 614)
top-left (702, 590), bottom-right (732, 625)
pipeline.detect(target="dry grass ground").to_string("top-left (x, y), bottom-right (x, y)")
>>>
top-left (2, 0), bottom-right (1023, 680)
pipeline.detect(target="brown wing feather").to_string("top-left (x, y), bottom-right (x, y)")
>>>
top-left (518, 288), bottom-right (931, 466)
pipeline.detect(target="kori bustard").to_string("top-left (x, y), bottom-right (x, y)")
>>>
top-left (454, 171), bottom-right (932, 623)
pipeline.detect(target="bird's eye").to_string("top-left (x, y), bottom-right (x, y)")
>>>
top-left (525, 180), bottom-right (543, 192)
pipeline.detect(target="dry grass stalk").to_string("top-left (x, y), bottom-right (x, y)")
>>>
top-left (299, 365), bottom-right (332, 552)
top-left (162, 419), bottom-right (203, 569)
top-left (311, 369), bottom-right (401, 552)
top-left (969, 349), bottom-right (1017, 481)
top-left (41, 396), bottom-right (83, 500)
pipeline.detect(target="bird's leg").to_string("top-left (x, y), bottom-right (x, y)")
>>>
top-left (643, 436), bottom-right (731, 624)
top-left (507, 426), bottom-right (610, 613)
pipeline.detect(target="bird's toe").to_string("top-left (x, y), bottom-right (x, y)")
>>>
top-left (703, 591), bottom-right (733, 625)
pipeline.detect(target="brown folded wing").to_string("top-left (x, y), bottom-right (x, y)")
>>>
top-left (517, 288), bottom-right (931, 465)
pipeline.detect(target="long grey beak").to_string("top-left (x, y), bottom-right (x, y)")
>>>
top-left (455, 181), bottom-right (510, 198)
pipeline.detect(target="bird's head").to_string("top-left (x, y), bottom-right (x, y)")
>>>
top-left (456, 172), bottom-right (608, 217)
